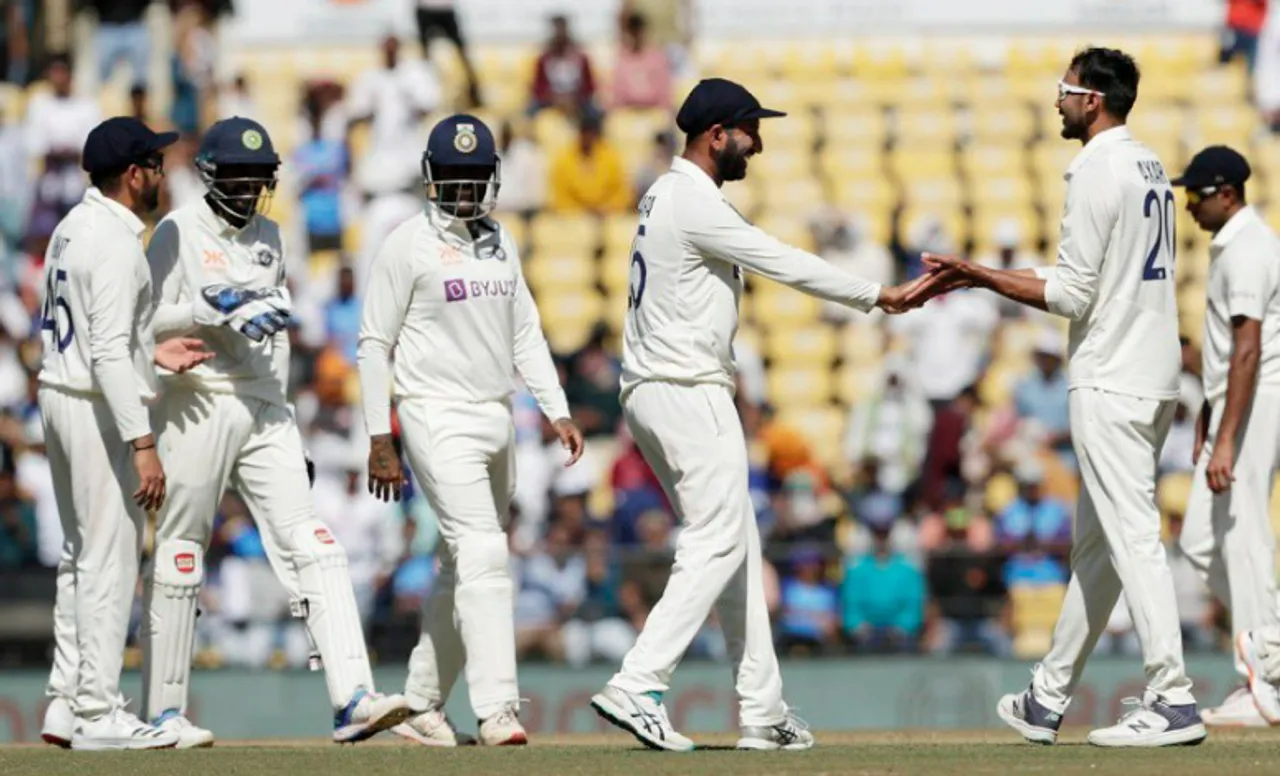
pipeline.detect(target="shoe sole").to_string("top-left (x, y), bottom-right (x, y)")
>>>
top-left (1238, 632), bottom-right (1280, 725)
top-left (736, 737), bottom-right (814, 751)
top-left (41, 733), bottom-right (71, 749)
top-left (590, 693), bottom-right (695, 752)
top-left (334, 704), bottom-right (415, 744)
top-left (996, 698), bottom-right (1057, 745)
top-left (71, 738), bottom-right (179, 751)
top-left (391, 722), bottom-right (458, 748)
top-left (175, 734), bottom-right (216, 749)
top-left (482, 732), bottom-right (528, 746)
top-left (1087, 724), bottom-right (1208, 748)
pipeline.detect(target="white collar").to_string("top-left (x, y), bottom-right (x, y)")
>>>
top-left (669, 156), bottom-right (723, 196)
top-left (1211, 205), bottom-right (1260, 252)
top-left (1066, 125), bottom-right (1133, 178)
top-left (84, 187), bottom-right (145, 238)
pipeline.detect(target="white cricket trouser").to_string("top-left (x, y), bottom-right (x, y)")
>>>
top-left (398, 398), bottom-right (519, 720)
top-left (40, 387), bottom-right (146, 720)
top-left (1033, 389), bottom-right (1195, 710)
top-left (143, 388), bottom-right (373, 717)
top-left (1179, 390), bottom-right (1280, 678)
top-left (610, 381), bottom-right (785, 727)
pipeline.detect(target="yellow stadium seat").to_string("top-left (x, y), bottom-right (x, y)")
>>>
top-left (828, 177), bottom-right (896, 218)
top-left (824, 78), bottom-right (880, 110)
top-left (970, 176), bottom-right (1035, 209)
top-left (760, 110), bottom-right (819, 152)
top-left (1031, 143), bottom-right (1078, 185)
top-left (767, 367), bottom-right (835, 411)
top-left (835, 361), bottom-right (883, 405)
top-left (971, 206), bottom-right (1041, 254)
top-left (538, 290), bottom-right (606, 353)
top-left (1192, 104), bottom-right (1261, 152)
top-left (839, 321), bottom-right (888, 365)
top-left (309, 249), bottom-right (342, 279)
top-left (876, 77), bottom-right (949, 110)
top-left (496, 213), bottom-right (529, 252)
top-left (819, 145), bottom-right (886, 184)
top-left (533, 109), bottom-right (576, 150)
top-left (960, 75), bottom-right (1015, 107)
top-left (893, 107), bottom-right (958, 147)
top-left (0, 83), bottom-right (27, 121)
top-left (530, 213), bottom-right (602, 257)
top-left (606, 108), bottom-right (674, 149)
top-left (901, 177), bottom-right (965, 209)
top-left (524, 252), bottom-right (594, 292)
top-left (851, 43), bottom-right (910, 80)
top-left (751, 280), bottom-right (823, 327)
top-left (600, 247), bottom-right (632, 295)
top-left (888, 146), bottom-right (955, 180)
top-left (757, 178), bottom-right (827, 220)
top-left (900, 207), bottom-right (966, 252)
top-left (1192, 64), bottom-right (1251, 107)
top-left (823, 107), bottom-right (889, 148)
top-left (1011, 584), bottom-right (1067, 659)
top-left (751, 77), bottom-right (813, 117)
top-left (602, 214), bottom-right (639, 257)
top-left (765, 324), bottom-right (839, 366)
top-left (985, 472), bottom-right (1019, 515)
top-left (1008, 38), bottom-right (1076, 76)
top-left (749, 147), bottom-right (812, 180)
top-left (777, 405), bottom-right (846, 467)
top-left (967, 105), bottom-right (1037, 145)
top-left (783, 41), bottom-right (839, 81)
top-left (960, 145), bottom-right (1027, 179)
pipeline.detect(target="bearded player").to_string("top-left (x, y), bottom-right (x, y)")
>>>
top-left (139, 117), bottom-right (411, 747)
top-left (359, 114), bottom-right (583, 747)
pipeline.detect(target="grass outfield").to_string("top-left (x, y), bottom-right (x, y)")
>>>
top-left (2, 729), bottom-right (1278, 776)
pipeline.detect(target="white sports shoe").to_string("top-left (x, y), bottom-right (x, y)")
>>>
top-left (333, 690), bottom-right (414, 744)
top-left (71, 708), bottom-right (179, 751)
top-left (479, 703), bottom-right (528, 746)
top-left (1086, 693), bottom-right (1207, 748)
top-left (393, 708), bottom-right (475, 747)
top-left (1201, 686), bottom-right (1268, 728)
top-left (590, 685), bottom-right (695, 752)
top-left (153, 709), bottom-right (216, 748)
top-left (1238, 630), bottom-right (1280, 724)
top-left (42, 697), bottom-right (73, 748)
top-left (737, 707), bottom-right (815, 751)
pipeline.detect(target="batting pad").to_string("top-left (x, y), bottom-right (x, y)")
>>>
top-left (291, 521), bottom-right (375, 709)
top-left (142, 539), bottom-right (204, 721)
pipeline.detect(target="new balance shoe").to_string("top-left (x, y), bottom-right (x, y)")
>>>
top-left (590, 685), bottom-right (695, 752)
top-left (737, 707), bottom-right (815, 751)
top-left (333, 690), bottom-right (413, 744)
top-left (478, 703), bottom-right (528, 746)
top-left (997, 685), bottom-right (1063, 744)
top-left (393, 708), bottom-right (475, 747)
top-left (1201, 686), bottom-right (1268, 728)
top-left (1086, 693), bottom-right (1207, 748)
top-left (71, 708), bottom-right (179, 751)
top-left (41, 696), bottom-right (73, 748)
top-left (152, 709), bottom-right (216, 748)
top-left (1238, 630), bottom-right (1280, 724)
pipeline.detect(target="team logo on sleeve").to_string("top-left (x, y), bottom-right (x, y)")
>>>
top-left (444, 279), bottom-right (469, 302)
top-left (252, 244), bottom-right (279, 267)
top-left (453, 124), bottom-right (478, 154)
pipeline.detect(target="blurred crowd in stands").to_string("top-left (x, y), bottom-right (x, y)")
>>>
top-left (0, 0), bottom-right (1255, 671)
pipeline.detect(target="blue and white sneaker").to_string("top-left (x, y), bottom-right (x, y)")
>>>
top-left (152, 708), bottom-right (215, 748)
top-left (333, 689), bottom-right (413, 744)
top-left (591, 685), bottom-right (695, 752)
top-left (1087, 692), bottom-right (1207, 748)
top-left (997, 685), bottom-right (1063, 744)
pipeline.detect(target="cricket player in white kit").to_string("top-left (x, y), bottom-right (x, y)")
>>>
top-left (1170, 146), bottom-right (1280, 727)
top-left (589, 79), bottom-right (933, 752)
top-left (139, 117), bottom-right (411, 747)
top-left (918, 48), bottom-right (1207, 747)
top-left (38, 117), bottom-right (215, 751)
top-left (359, 114), bottom-right (584, 747)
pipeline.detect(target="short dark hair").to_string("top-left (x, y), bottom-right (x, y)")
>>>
top-left (1069, 47), bottom-right (1140, 121)
top-left (90, 169), bottom-right (126, 193)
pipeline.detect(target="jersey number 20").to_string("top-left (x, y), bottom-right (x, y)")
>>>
top-left (1142, 189), bottom-right (1175, 281)
top-left (628, 225), bottom-right (647, 310)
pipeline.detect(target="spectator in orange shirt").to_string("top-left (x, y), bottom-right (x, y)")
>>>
top-left (611, 12), bottom-right (673, 111)
top-left (548, 114), bottom-right (632, 214)
top-left (1223, 0), bottom-right (1267, 71)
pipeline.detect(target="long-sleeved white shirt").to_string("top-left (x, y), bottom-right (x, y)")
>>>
top-left (621, 156), bottom-right (881, 398)
top-left (357, 204), bottom-right (570, 436)
top-left (147, 198), bottom-right (290, 406)
top-left (1201, 205), bottom-right (1280, 403)
top-left (1034, 126), bottom-right (1180, 400)
top-left (37, 187), bottom-right (155, 441)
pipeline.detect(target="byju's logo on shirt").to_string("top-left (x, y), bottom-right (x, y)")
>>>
top-left (444, 279), bottom-right (517, 302)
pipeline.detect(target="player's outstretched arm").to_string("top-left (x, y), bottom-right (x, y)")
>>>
top-left (918, 253), bottom-right (1051, 311)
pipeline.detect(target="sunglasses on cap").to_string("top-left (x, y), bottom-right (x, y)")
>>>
top-left (1056, 80), bottom-right (1104, 101)
top-left (1185, 186), bottom-right (1222, 206)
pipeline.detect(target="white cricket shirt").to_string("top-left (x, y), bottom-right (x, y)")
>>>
top-left (1201, 205), bottom-right (1280, 403)
top-left (357, 204), bottom-right (570, 436)
top-left (147, 198), bottom-right (290, 407)
top-left (37, 187), bottom-right (155, 441)
top-left (1035, 126), bottom-right (1181, 400)
top-left (620, 156), bottom-right (881, 399)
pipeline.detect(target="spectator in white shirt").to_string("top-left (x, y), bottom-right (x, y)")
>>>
top-left (890, 287), bottom-right (999, 405)
top-left (15, 409), bottom-right (58, 568)
top-left (811, 206), bottom-right (894, 323)
top-left (23, 54), bottom-right (100, 240)
top-left (495, 119), bottom-right (547, 223)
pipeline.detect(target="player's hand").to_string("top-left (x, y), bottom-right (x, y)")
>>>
top-left (132, 440), bottom-right (167, 511)
top-left (1206, 443), bottom-right (1236, 493)
top-left (367, 434), bottom-right (406, 502)
top-left (554, 418), bottom-right (585, 467)
top-left (154, 337), bottom-right (215, 373)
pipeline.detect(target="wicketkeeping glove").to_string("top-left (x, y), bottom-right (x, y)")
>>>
top-left (200, 285), bottom-right (294, 342)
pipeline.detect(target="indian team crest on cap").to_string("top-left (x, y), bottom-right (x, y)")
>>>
top-left (242, 129), bottom-right (263, 151)
top-left (453, 124), bottom-right (478, 154)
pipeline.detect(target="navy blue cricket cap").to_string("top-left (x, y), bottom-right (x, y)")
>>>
top-left (1171, 145), bottom-right (1252, 189)
top-left (425, 114), bottom-right (499, 167)
top-left (675, 78), bottom-right (786, 137)
top-left (198, 116), bottom-right (281, 166)
top-left (81, 116), bottom-right (178, 175)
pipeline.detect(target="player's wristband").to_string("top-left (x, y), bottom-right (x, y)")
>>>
top-left (132, 441), bottom-right (156, 452)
